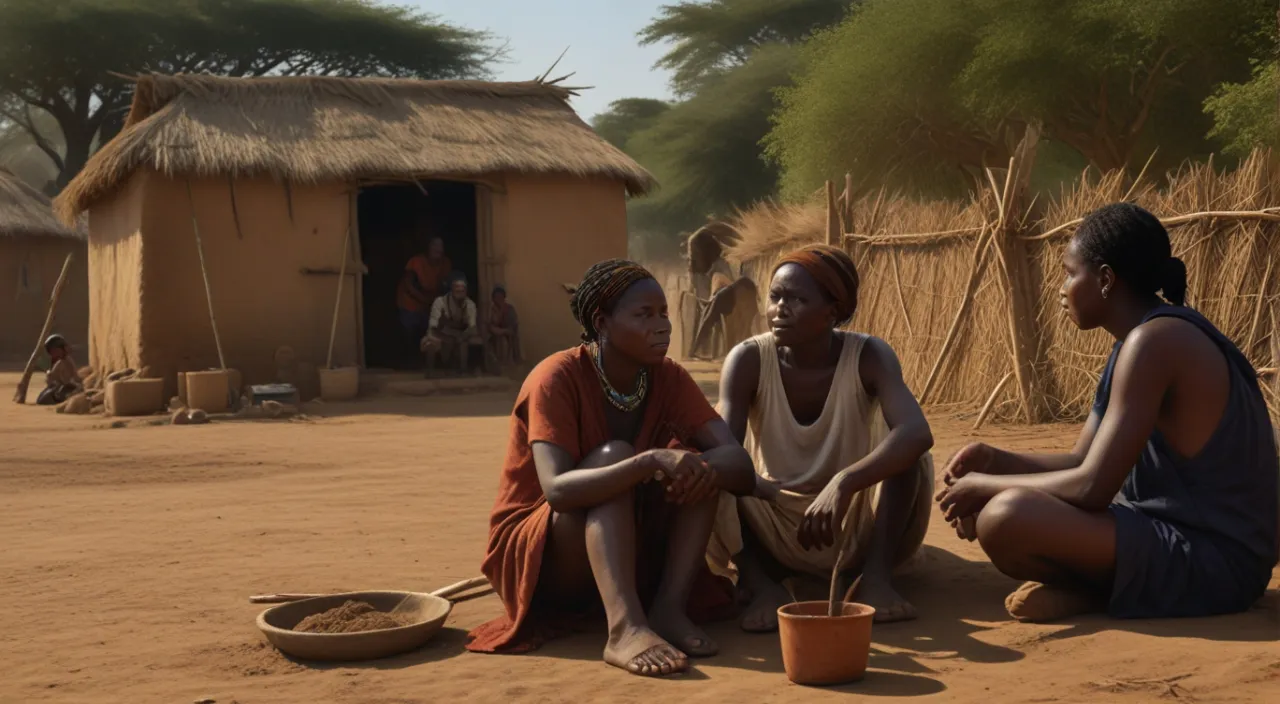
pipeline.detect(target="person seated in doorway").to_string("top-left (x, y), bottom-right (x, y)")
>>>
top-left (37, 334), bottom-right (82, 406)
top-left (397, 236), bottom-right (452, 348)
top-left (484, 285), bottom-right (522, 371)
top-left (710, 244), bottom-right (935, 629)
top-left (466, 259), bottom-right (757, 677)
top-left (422, 273), bottom-right (482, 376)
top-left (936, 203), bottom-right (1278, 623)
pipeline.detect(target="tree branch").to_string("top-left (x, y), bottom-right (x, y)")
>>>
top-left (0, 104), bottom-right (65, 171)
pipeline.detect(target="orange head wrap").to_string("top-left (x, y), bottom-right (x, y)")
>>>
top-left (773, 244), bottom-right (860, 325)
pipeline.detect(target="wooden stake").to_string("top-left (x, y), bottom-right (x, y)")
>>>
top-left (920, 227), bottom-right (995, 405)
top-left (844, 172), bottom-right (855, 231)
top-left (186, 180), bottom-right (226, 370)
top-left (1244, 255), bottom-right (1273, 359)
top-left (228, 176), bottom-right (244, 239)
top-left (13, 252), bottom-right (75, 404)
top-left (973, 373), bottom-right (1014, 430)
top-left (327, 221), bottom-right (353, 370)
top-left (825, 180), bottom-right (840, 246)
top-left (889, 248), bottom-right (913, 337)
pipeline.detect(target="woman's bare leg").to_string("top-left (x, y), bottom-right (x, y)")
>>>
top-left (853, 466), bottom-right (924, 623)
top-left (736, 523), bottom-right (793, 633)
top-left (976, 487), bottom-right (1116, 622)
top-left (539, 441), bottom-right (688, 676)
top-left (648, 494), bottom-right (721, 656)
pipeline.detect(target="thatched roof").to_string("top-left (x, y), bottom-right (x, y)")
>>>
top-left (0, 168), bottom-right (81, 239)
top-left (56, 73), bottom-right (656, 222)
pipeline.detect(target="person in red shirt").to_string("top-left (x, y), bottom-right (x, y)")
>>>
top-left (466, 259), bottom-right (757, 677)
top-left (397, 237), bottom-right (452, 345)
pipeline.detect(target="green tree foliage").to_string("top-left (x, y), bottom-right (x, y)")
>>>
top-left (591, 98), bottom-right (670, 151)
top-left (639, 0), bottom-right (849, 95)
top-left (0, 0), bottom-right (495, 189)
top-left (627, 44), bottom-right (801, 246)
top-left (768, 0), bottom-right (1275, 199)
top-left (1206, 62), bottom-right (1279, 158)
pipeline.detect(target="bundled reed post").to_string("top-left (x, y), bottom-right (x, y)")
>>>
top-left (825, 181), bottom-right (840, 246)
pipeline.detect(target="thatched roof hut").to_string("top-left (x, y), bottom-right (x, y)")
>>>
top-left (0, 169), bottom-right (88, 358)
top-left (55, 73), bottom-right (654, 394)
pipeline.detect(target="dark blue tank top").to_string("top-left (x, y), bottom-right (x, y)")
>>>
top-left (1093, 305), bottom-right (1279, 576)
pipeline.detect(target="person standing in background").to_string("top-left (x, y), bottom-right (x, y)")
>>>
top-left (397, 236), bottom-right (452, 349)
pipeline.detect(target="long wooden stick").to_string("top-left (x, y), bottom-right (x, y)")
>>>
top-left (1023, 208), bottom-right (1280, 242)
top-left (889, 248), bottom-right (913, 336)
top-left (919, 227), bottom-right (995, 405)
top-left (1245, 256), bottom-right (1273, 358)
top-left (187, 180), bottom-right (226, 370)
top-left (13, 252), bottom-right (75, 404)
top-left (825, 180), bottom-right (840, 246)
top-left (973, 373), bottom-right (1014, 430)
top-left (326, 223), bottom-right (352, 370)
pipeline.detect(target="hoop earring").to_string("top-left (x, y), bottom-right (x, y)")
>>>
top-left (1101, 287), bottom-right (1110, 299)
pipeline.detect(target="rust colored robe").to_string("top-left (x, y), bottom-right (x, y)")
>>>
top-left (466, 345), bottom-right (735, 653)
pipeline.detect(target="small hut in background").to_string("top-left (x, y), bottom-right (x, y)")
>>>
top-left (0, 168), bottom-right (87, 360)
top-left (55, 74), bottom-right (654, 395)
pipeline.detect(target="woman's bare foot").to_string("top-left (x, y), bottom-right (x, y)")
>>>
top-left (739, 578), bottom-right (792, 632)
top-left (603, 625), bottom-right (688, 677)
top-left (1004, 581), bottom-right (1103, 623)
top-left (853, 573), bottom-right (918, 623)
top-left (649, 603), bottom-right (719, 657)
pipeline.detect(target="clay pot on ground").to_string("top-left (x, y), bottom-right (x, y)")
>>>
top-left (777, 601), bottom-right (875, 686)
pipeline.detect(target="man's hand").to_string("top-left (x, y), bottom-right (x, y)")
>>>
top-left (941, 442), bottom-right (996, 486)
top-left (798, 472), bottom-right (855, 550)
top-left (935, 473), bottom-right (999, 523)
top-left (646, 449), bottom-right (717, 505)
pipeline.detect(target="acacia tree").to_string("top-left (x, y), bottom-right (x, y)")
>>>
top-left (768, 0), bottom-right (1275, 199)
top-left (639, 0), bottom-right (850, 95)
top-left (0, 0), bottom-right (496, 190)
top-left (591, 98), bottom-right (671, 151)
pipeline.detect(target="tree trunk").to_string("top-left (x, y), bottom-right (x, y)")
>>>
top-left (56, 123), bottom-right (96, 192)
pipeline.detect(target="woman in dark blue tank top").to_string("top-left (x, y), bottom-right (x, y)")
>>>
top-left (935, 203), bottom-right (1278, 622)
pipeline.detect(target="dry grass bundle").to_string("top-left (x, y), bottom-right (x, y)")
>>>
top-left (0, 168), bottom-right (81, 239)
top-left (55, 73), bottom-right (654, 224)
top-left (727, 148), bottom-right (1280, 425)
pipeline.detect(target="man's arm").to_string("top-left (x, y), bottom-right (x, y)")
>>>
top-left (986, 414), bottom-right (1101, 475)
top-left (428, 297), bottom-right (444, 331)
top-left (836, 337), bottom-right (934, 495)
top-left (466, 300), bottom-right (478, 331)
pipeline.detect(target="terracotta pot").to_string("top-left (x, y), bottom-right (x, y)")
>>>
top-left (777, 601), bottom-right (875, 686)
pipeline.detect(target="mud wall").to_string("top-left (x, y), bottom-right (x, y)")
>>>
top-left (86, 172), bottom-right (147, 375)
top-left (0, 236), bottom-right (89, 361)
top-left (493, 174), bottom-right (630, 363)
top-left (138, 173), bottom-right (357, 396)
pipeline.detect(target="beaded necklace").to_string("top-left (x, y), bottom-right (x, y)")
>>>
top-left (591, 341), bottom-right (648, 413)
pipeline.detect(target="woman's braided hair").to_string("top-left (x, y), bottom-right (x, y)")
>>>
top-left (1074, 202), bottom-right (1187, 306)
top-left (569, 259), bottom-right (655, 342)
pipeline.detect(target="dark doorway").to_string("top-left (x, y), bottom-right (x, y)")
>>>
top-left (357, 181), bottom-right (478, 370)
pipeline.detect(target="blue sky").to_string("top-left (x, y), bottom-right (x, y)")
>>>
top-left (409, 1), bottom-right (676, 121)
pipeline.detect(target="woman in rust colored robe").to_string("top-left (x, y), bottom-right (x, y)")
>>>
top-left (466, 259), bottom-right (757, 677)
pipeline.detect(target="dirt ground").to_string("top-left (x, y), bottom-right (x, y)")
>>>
top-left (1, 366), bottom-right (1276, 704)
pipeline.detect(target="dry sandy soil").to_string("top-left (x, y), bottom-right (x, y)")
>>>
top-left (1, 366), bottom-right (1276, 704)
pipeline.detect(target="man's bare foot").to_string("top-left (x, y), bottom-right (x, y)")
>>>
top-left (739, 578), bottom-right (791, 632)
top-left (603, 626), bottom-right (688, 677)
top-left (853, 573), bottom-right (918, 623)
top-left (649, 603), bottom-right (718, 657)
top-left (1004, 581), bottom-right (1103, 623)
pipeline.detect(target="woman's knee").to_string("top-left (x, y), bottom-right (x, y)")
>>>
top-left (579, 440), bottom-right (637, 469)
top-left (976, 488), bottom-right (1052, 556)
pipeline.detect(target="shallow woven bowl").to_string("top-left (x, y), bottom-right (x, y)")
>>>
top-left (256, 590), bottom-right (451, 662)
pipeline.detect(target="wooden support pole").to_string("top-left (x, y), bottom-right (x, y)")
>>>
top-left (825, 180), bottom-right (840, 246)
top-left (326, 208), bottom-right (353, 370)
top-left (973, 373), bottom-right (1014, 430)
top-left (919, 227), bottom-right (995, 405)
top-left (1245, 256), bottom-right (1273, 360)
top-left (844, 171), bottom-right (855, 232)
top-left (13, 253), bottom-right (75, 403)
top-left (187, 180), bottom-right (226, 370)
top-left (889, 248), bottom-right (913, 337)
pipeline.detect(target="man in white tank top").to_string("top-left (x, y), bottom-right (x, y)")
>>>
top-left (708, 245), bottom-right (935, 628)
